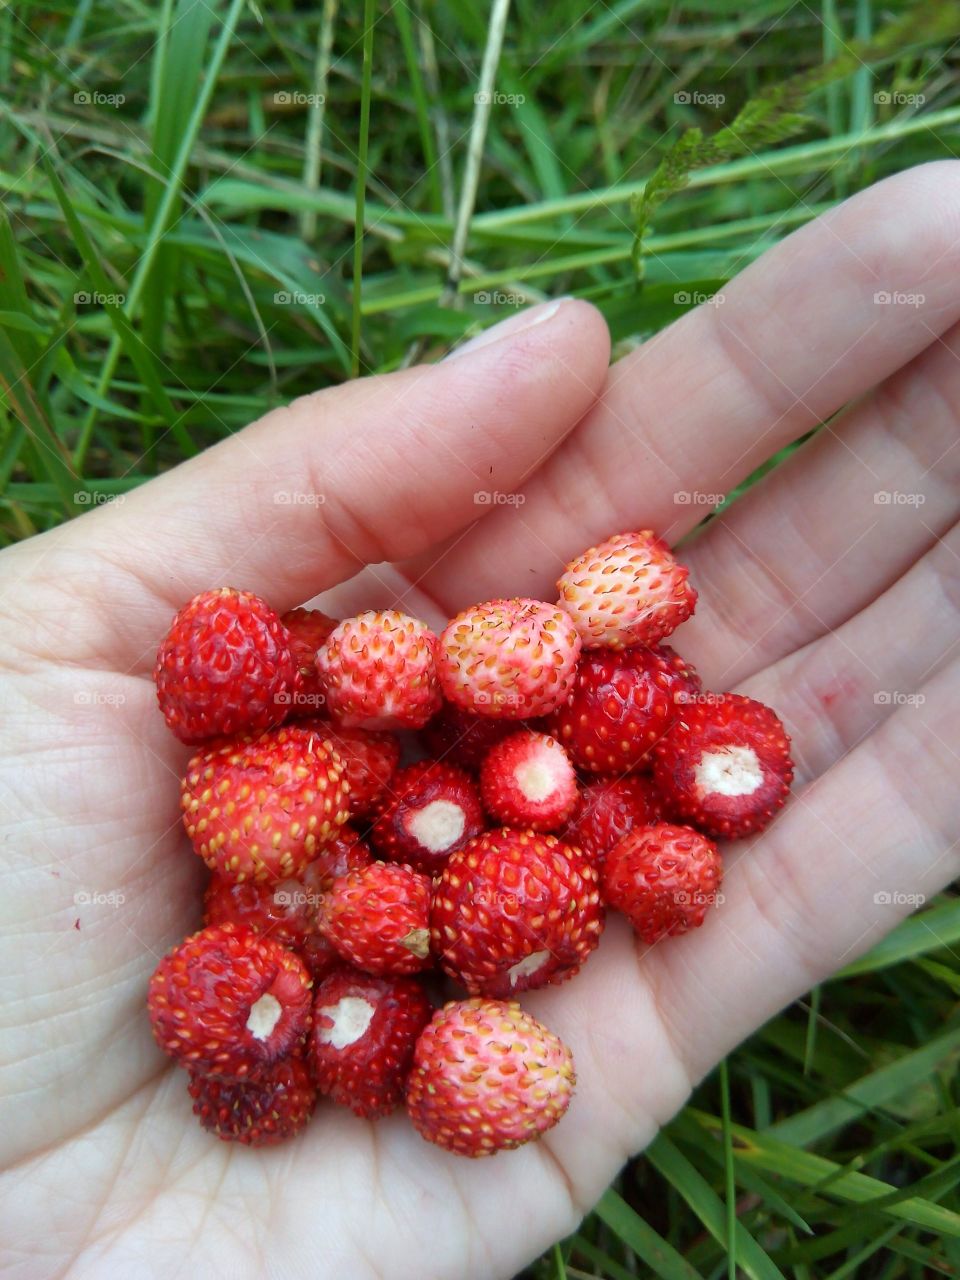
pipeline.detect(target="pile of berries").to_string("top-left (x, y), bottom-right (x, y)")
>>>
top-left (147, 531), bottom-right (793, 1154)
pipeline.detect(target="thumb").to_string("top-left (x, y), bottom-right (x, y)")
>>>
top-left (69, 298), bottom-right (610, 659)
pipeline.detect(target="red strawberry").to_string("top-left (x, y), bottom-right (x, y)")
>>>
top-left (202, 826), bottom-right (372, 981)
top-left (564, 774), bottom-right (663, 864)
top-left (181, 723), bottom-right (351, 884)
top-left (316, 610), bottom-right (442, 730)
top-left (438, 598), bottom-right (581, 720)
top-left (421, 703), bottom-right (517, 772)
top-left (406, 999), bottom-right (575, 1157)
top-left (318, 862), bottom-right (433, 976)
top-left (369, 761), bottom-right (485, 875)
top-left (147, 923), bottom-right (312, 1079)
top-left (547, 644), bottom-right (700, 774)
top-left (602, 823), bottom-right (722, 943)
top-left (557, 530), bottom-right (697, 649)
top-left (431, 828), bottom-right (603, 996)
top-left (479, 730), bottom-right (578, 832)
top-left (308, 968), bottom-right (433, 1117)
top-left (188, 1053), bottom-right (316, 1145)
top-left (653, 693), bottom-right (793, 837)
top-left (280, 607), bottom-right (338, 716)
top-left (314, 724), bottom-right (401, 817)
top-left (155, 588), bottom-right (298, 745)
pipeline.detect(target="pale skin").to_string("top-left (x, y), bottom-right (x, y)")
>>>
top-left (2, 160), bottom-right (959, 1279)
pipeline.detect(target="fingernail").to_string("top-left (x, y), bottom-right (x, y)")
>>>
top-left (445, 297), bottom-right (572, 362)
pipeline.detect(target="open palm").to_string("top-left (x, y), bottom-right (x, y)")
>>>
top-left (2, 162), bottom-right (959, 1280)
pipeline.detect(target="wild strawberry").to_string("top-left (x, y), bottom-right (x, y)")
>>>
top-left (318, 862), bottom-right (433, 976)
top-left (557, 530), bottom-right (697, 649)
top-left (602, 823), bottom-right (722, 944)
top-left (406, 999), bottom-right (575, 1157)
top-left (547, 644), bottom-right (700, 774)
top-left (316, 610), bottom-right (442, 730)
top-left (421, 703), bottom-right (517, 772)
top-left (479, 730), bottom-right (578, 832)
top-left (181, 724), bottom-right (351, 883)
top-left (431, 828), bottom-right (603, 996)
top-left (155, 588), bottom-right (298, 745)
top-left (654, 693), bottom-right (793, 837)
top-left (308, 968), bottom-right (433, 1117)
top-left (438, 598), bottom-right (581, 720)
top-left (188, 1053), bottom-right (316, 1145)
top-left (564, 774), bottom-right (663, 865)
top-left (202, 826), bottom-right (371, 980)
top-left (315, 724), bottom-right (401, 817)
top-left (369, 761), bottom-right (485, 876)
top-left (280, 607), bottom-right (338, 716)
top-left (147, 923), bottom-right (312, 1079)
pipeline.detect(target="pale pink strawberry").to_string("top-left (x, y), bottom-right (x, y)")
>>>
top-left (557, 530), bottom-right (696, 648)
top-left (438, 598), bottom-right (581, 720)
top-left (316, 610), bottom-right (442, 730)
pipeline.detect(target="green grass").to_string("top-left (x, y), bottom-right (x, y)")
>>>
top-left (4, 1), bottom-right (960, 1274)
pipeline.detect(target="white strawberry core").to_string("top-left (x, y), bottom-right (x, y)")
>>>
top-left (408, 800), bottom-right (466, 853)
top-left (509, 949), bottom-right (550, 985)
top-left (246, 993), bottom-right (283, 1041)
top-left (695, 746), bottom-right (764, 797)
top-left (317, 997), bottom-right (376, 1049)
top-left (515, 754), bottom-right (563, 803)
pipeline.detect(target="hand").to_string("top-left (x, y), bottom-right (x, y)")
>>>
top-left (2, 160), bottom-right (958, 1280)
